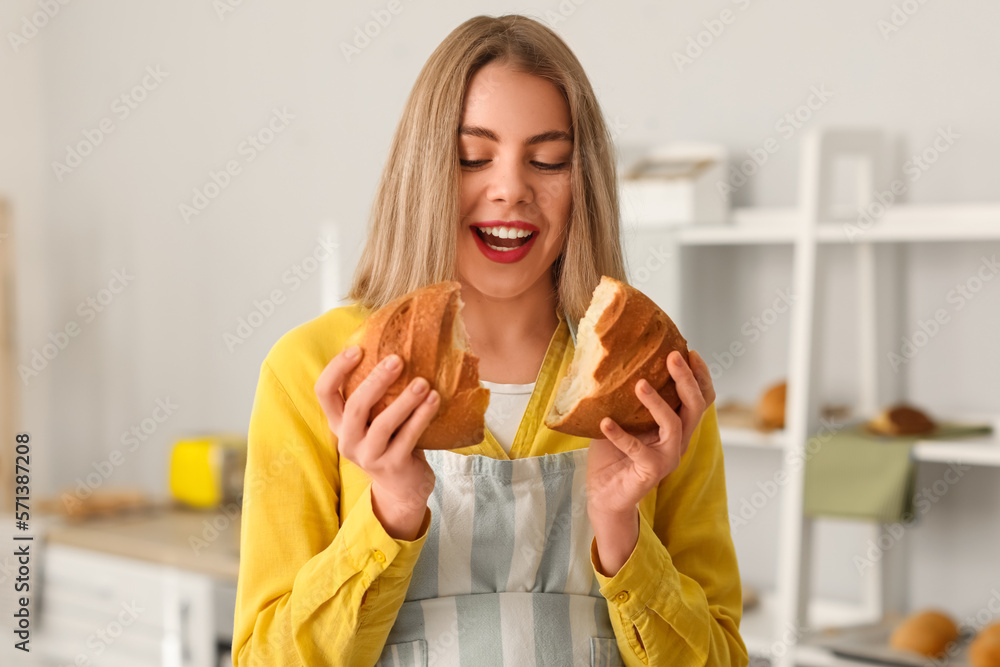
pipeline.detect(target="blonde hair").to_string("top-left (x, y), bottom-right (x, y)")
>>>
top-left (346, 14), bottom-right (627, 324)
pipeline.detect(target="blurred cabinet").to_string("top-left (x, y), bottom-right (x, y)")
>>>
top-left (33, 508), bottom-right (239, 667)
top-left (39, 545), bottom-right (216, 666)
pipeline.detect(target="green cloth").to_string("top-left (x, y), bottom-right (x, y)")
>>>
top-left (803, 422), bottom-right (993, 522)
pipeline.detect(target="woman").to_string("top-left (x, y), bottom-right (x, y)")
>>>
top-left (233, 14), bottom-right (747, 667)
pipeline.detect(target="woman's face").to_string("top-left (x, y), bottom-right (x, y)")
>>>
top-left (454, 61), bottom-right (573, 302)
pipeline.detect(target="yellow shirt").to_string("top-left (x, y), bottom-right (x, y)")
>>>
top-left (232, 303), bottom-right (748, 666)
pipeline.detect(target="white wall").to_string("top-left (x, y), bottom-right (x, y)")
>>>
top-left (2, 0), bottom-right (998, 620)
top-left (1, 1), bottom-right (49, 492)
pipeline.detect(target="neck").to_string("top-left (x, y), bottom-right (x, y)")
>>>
top-left (458, 274), bottom-right (560, 356)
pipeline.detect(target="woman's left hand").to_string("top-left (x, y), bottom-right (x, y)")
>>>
top-left (587, 349), bottom-right (716, 519)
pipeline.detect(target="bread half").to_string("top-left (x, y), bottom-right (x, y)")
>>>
top-left (545, 276), bottom-right (689, 439)
top-left (342, 281), bottom-right (489, 449)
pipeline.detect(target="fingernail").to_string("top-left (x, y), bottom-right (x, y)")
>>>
top-left (385, 355), bottom-right (401, 370)
top-left (345, 346), bottom-right (359, 360)
top-left (411, 377), bottom-right (428, 393)
top-left (639, 379), bottom-right (653, 395)
top-left (603, 418), bottom-right (617, 431)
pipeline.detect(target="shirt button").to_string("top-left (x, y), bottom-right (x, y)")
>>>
top-left (616, 591), bottom-right (630, 603)
top-left (373, 549), bottom-right (386, 563)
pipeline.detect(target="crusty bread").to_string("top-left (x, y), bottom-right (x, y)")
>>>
top-left (889, 609), bottom-right (959, 658)
top-left (544, 276), bottom-right (688, 439)
top-left (971, 624), bottom-right (1000, 667)
top-left (980, 624), bottom-right (1000, 643)
top-left (756, 381), bottom-right (787, 431)
top-left (342, 281), bottom-right (489, 450)
top-left (867, 404), bottom-right (936, 436)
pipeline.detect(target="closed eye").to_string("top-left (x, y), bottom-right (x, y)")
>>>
top-left (459, 159), bottom-right (569, 172)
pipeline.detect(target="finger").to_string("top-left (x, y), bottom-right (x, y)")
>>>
top-left (669, 351), bottom-right (707, 446)
top-left (314, 345), bottom-right (364, 439)
top-left (368, 376), bottom-right (433, 448)
top-left (635, 377), bottom-right (682, 444)
top-left (688, 350), bottom-right (717, 406)
top-left (599, 417), bottom-right (661, 484)
top-left (386, 388), bottom-right (441, 460)
top-left (343, 354), bottom-right (406, 448)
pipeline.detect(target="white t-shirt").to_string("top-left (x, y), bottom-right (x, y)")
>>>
top-left (479, 379), bottom-right (536, 456)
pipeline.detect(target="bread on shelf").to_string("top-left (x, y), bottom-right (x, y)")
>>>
top-left (755, 381), bottom-right (786, 431)
top-left (889, 609), bottom-right (960, 659)
top-left (867, 404), bottom-right (936, 436)
top-left (971, 623), bottom-right (1000, 667)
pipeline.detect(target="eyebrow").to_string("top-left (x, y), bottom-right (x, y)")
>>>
top-left (458, 125), bottom-right (573, 146)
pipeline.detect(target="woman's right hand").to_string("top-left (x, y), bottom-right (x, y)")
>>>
top-left (314, 346), bottom-right (440, 541)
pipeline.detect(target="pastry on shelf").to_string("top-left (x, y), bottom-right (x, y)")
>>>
top-left (866, 404), bottom-right (936, 437)
top-left (971, 623), bottom-right (1000, 667)
top-left (715, 401), bottom-right (759, 430)
top-left (718, 394), bottom-right (851, 433)
top-left (889, 609), bottom-right (959, 659)
top-left (741, 581), bottom-right (760, 612)
top-left (755, 380), bottom-right (786, 432)
top-left (819, 403), bottom-right (852, 422)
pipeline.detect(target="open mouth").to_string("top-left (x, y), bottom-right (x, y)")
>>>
top-left (473, 226), bottom-right (535, 252)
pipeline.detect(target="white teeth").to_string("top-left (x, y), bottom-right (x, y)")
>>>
top-left (480, 225), bottom-right (532, 239)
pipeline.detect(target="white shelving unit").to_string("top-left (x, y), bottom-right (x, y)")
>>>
top-left (621, 126), bottom-right (1000, 667)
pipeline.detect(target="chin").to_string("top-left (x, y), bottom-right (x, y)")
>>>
top-left (457, 268), bottom-right (530, 299)
top-left (464, 276), bottom-right (525, 300)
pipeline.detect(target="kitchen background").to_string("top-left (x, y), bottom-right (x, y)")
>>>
top-left (1, 0), bottom-right (998, 666)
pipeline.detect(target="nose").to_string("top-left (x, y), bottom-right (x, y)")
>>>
top-left (486, 159), bottom-right (533, 206)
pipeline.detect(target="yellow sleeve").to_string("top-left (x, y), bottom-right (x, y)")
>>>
top-left (232, 357), bottom-right (432, 666)
top-left (589, 403), bottom-right (749, 667)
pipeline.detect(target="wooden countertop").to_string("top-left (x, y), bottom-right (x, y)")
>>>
top-left (39, 503), bottom-right (241, 581)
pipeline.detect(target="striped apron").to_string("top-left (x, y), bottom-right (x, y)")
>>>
top-left (375, 447), bottom-right (625, 667)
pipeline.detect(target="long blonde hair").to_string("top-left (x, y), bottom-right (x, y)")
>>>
top-left (346, 14), bottom-right (627, 324)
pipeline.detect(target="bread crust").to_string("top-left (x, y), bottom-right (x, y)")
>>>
top-left (545, 277), bottom-right (688, 439)
top-left (889, 609), bottom-right (959, 658)
top-left (971, 625), bottom-right (1000, 667)
top-left (867, 404), bottom-right (936, 436)
top-left (342, 281), bottom-right (489, 449)
top-left (756, 381), bottom-right (787, 431)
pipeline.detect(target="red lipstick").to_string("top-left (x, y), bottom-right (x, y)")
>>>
top-left (470, 221), bottom-right (538, 264)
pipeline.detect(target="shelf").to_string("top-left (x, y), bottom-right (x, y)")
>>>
top-left (672, 208), bottom-right (798, 245)
top-left (741, 588), bottom-right (880, 658)
top-left (720, 426), bottom-right (789, 450)
top-left (658, 204), bottom-right (1000, 246)
top-left (818, 204), bottom-right (1000, 243)
top-left (912, 414), bottom-right (1000, 467)
top-left (657, 130), bottom-right (999, 667)
top-left (721, 424), bottom-right (1000, 467)
top-left (913, 437), bottom-right (1000, 467)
